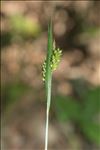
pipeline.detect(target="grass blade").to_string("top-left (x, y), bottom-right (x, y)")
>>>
top-left (43, 20), bottom-right (62, 150)
top-left (45, 20), bottom-right (53, 150)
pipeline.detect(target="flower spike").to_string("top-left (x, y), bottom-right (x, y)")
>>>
top-left (42, 40), bottom-right (62, 82)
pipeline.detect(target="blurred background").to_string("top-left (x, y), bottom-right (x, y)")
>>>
top-left (1, 1), bottom-right (100, 150)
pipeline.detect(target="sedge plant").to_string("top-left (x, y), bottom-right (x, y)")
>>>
top-left (42, 21), bottom-right (62, 150)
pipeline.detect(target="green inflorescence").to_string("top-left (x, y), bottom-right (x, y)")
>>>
top-left (42, 60), bottom-right (46, 81)
top-left (42, 41), bottom-right (62, 81)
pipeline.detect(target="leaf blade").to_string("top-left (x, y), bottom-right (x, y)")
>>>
top-left (45, 21), bottom-right (53, 91)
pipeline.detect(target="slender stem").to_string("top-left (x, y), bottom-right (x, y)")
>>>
top-left (45, 105), bottom-right (49, 150)
top-left (45, 77), bottom-right (52, 150)
top-left (44, 20), bottom-right (53, 150)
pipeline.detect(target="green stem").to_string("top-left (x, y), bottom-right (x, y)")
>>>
top-left (43, 20), bottom-right (62, 150)
top-left (45, 77), bottom-right (52, 150)
top-left (45, 107), bottom-right (49, 150)
top-left (44, 20), bottom-right (53, 150)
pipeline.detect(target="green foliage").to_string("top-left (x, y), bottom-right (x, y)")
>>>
top-left (81, 121), bottom-right (100, 145)
top-left (1, 15), bottom-right (42, 48)
top-left (82, 26), bottom-right (100, 37)
top-left (1, 32), bottom-right (12, 48)
top-left (2, 82), bottom-right (31, 111)
top-left (53, 86), bottom-right (100, 145)
top-left (54, 95), bottom-right (80, 121)
top-left (10, 15), bottom-right (41, 38)
top-left (82, 87), bottom-right (100, 121)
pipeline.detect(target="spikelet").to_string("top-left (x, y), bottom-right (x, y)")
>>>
top-left (51, 48), bottom-right (62, 71)
top-left (42, 41), bottom-right (62, 82)
top-left (42, 60), bottom-right (46, 81)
